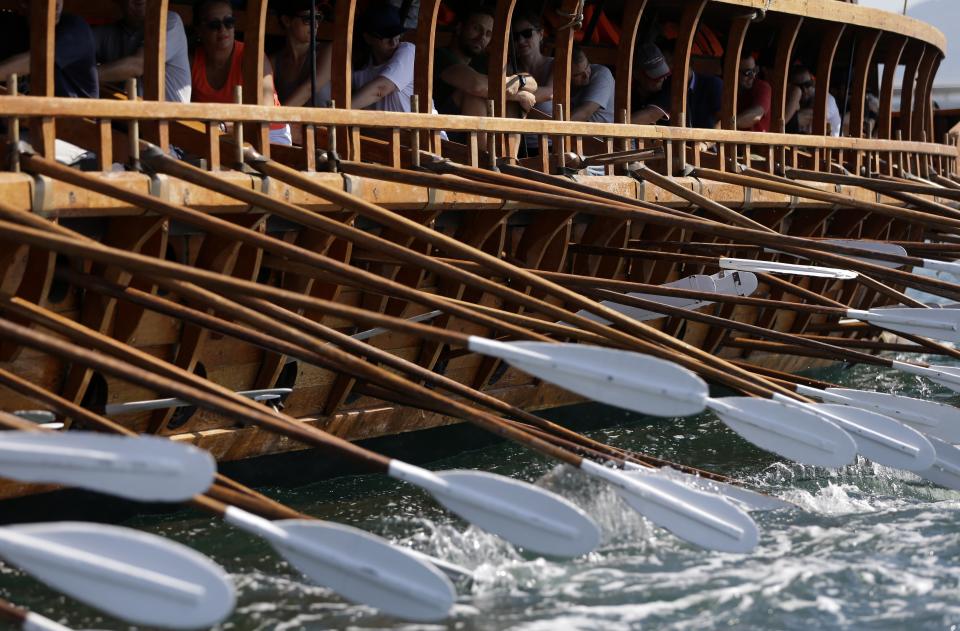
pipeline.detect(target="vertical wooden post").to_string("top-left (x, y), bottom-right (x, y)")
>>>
top-left (330, 2), bottom-right (356, 159)
top-left (30, 0), bottom-right (56, 158)
top-left (720, 14), bottom-right (753, 173)
top-left (488, 0), bottom-right (518, 120)
top-left (242, 0), bottom-right (270, 155)
top-left (912, 51), bottom-right (938, 142)
top-left (552, 0), bottom-right (580, 127)
top-left (613, 0), bottom-right (648, 131)
top-left (847, 29), bottom-right (882, 173)
top-left (924, 56), bottom-right (942, 147)
top-left (812, 23), bottom-right (846, 138)
top-left (142, 0), bottom-right (169, 151)
top-left (413, 0), bottom-right (443, 114)
top-left (770, 15), bottom-right (803, 173)
top-left (877, 35), bottom-right (907, 141)
top-left (8, 74), bottom-right (19, 172)
top-left (897, 41), bottom-right (925, 142)
top-left (669, 0), bottom-right (708, 129)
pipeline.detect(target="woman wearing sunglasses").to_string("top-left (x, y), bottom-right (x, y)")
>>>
top-left (191, 0), bottom-right (292, 145)
top-left (510, 12), bottom-right (554, 116)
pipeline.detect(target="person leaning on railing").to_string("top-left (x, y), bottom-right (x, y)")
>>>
top-left (785, 63), bottom-right (841, 137)
top-left (568, 45), bottom-right (614, 123)
top-left (736, 53), bottom-right (771, 132)
top-left (270, 0), bottom-right (332, 108)
top-left (350, 3), bottom-right (415, 112)
top-left (190, 0), bottom-right (292, 145)
top-left (94, 0), bottom-right (191, 103)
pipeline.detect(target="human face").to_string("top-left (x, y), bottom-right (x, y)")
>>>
top-left (199, 2), bottom-right (236, 55)
top-left (512, 20), bottom-right (541, 57)
top-left (121, 0), bottom-right (146, 24)
top-left (740, 57), bottom-right (757, 90)
top-left (793, 71), bottom-right (815, 105)
top-left (364, 32), bottom-right (400, 64)
top-left (571, 57), bottom-right (591, 87)
top-left (284, 8), bottom-right (319, 44)
top-left (457, 13), bottom-right (493, 57)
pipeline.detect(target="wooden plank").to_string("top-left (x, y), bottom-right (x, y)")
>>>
top-left (877, 34), bottom-right (907, 141)
top-left (487, 0), bottom-right (518, 120)
top-left (670, 0), bottom-right (709, 130)
top-left (612, 0), bottom-right (648, 135)
top-left (813, 22), bottom-right (846, 137)
top-left (242, 0), bottom-right (270, 154)
top-left (29, 0), bottom-right (56, 158)
top-left (897, 41), bottom-right (925, 142)
top-left (330, 0), bottom-right (356, 158)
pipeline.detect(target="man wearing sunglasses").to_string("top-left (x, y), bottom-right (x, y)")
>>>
top-left (736, 54), bottom-right (770, 132)
top-left (94, 0), bottom-right (192, 103)
top-left (434, 5), bottom-right (536, 117)
top-left (352, 5), bottom-right (415, 112)
top-left (786, 64), bottom-right (841, 136)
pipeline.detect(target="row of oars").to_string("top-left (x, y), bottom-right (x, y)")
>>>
top-left (3, 142), bottom-right (960, 626)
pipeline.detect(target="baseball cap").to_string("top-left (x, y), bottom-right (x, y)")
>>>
top-left (637, 43), bottom-right (671, 80)
top-left (361, 6), bottom-right (404, 39)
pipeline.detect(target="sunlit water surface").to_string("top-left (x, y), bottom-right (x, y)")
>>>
top-left (3, 354), bottom-right (960, 630)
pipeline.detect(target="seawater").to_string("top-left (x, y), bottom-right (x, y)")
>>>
top-left (2, 355), bottom-right (960, 630)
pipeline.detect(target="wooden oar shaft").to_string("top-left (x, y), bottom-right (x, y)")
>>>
top-left (0, 599), bottom-right (27, 626)
top-left (0, 307), bottom-right (395, 472)
top-left (728, 360), bottom-right (836, 389)
top-left (264, 157), bottom-right (794, 400)
top-left (786, 167), bottom-right (960, 203)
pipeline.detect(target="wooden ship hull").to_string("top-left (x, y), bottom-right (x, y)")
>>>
top-left (0, 0), bottom-right (955, 503)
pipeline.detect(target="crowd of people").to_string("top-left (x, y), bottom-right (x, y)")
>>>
top-left (0, 0), bottom-right (875, 165)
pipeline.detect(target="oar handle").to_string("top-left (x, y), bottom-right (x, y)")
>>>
top-left (0, 598), bottom-right (27, 626)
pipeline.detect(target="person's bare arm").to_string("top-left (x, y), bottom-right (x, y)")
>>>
top-left (784, 85), bottom-right (801, 124)
top-left (352, 75), bottom-right (398, 109)
top-left (0, 52), bottom-right (30, 80)
top-left (98, 48), bottom-right (144, 84)
top-left (262, 55), bottom-right (279, 105)
top-left (571, 100), bottom-right (601, 122)
top-left (439, 63), bottom-right (488, 97)
top-left (631, 105), bottom-right (667, 125)
top-left (278, 44), bottom-right (332, 107)
top-left (736, 105), bottom-right (764, 130)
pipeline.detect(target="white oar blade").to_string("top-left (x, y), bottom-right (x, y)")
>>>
top-left (467, 338), bottom-right (709, 417)
top-left (821, 239), bottom-right (908, 269)
top-left (712, 269), bottom-right (759, 298)
top-left (806, 404), bottom-right (936, 472)
top-left (853, 307), bottom-right (960, 344)
top-left (0, 522), bottom-right (235, 629)
top-left (0, 432), bottom-right (215, 502)
top-left (824, 388), bottom-right (960, 443)
top-left (917, 436), bottom-right (960, 491)
top-left (894, 362), bottom-right (960, 394)
top-left (272, 521), bottom-right (455, 621)
top-left (626, 465), bottom-right (795, 512)
top-left (718, 257), bottom-right (858, 279)
top-left (574, 275), bottom-right (717, 324)
top-left (23, 611), bottom-right (76, 631)
top-left (707, 397), bottom-right (857, 468)
top-left (388, 462), bottom-right (600, 557)
top-left (582, 461), bottom-right (758, 552)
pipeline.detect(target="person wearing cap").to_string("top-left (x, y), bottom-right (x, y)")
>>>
top-left (785, 64), bottom-right (841, 136)
top-left (351, 3), bottom-right (415, 112)
top-left (271, 0), bottom-right (332, 108)
top-left (630, 43), bottom-right (672, 125)
top-left (569, 45), bottom-right (614, 123)
top-left (736, 54), bottom-right (771, 132)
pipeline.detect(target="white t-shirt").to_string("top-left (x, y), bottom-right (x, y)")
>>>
top-left (352, 42), bottom-right (415, 112)
top-left (827, 93), bottom-right (841, 137)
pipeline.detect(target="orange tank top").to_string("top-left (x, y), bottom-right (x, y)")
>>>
top-left (191, 41), bottom-right (285, 129)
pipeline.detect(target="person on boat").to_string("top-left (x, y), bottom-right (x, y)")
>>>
top-left (190, 0), bottom-right (292, 145)
top-left (511, 11), bottom-right (554, 117)
top-left (785, 64), bottom-right (841, 136)
top-left (736, 53), bottom-right (771, 132)
top-left (569, 46), bottom-right (614, 123)
top-left (630, 43), bottom-right (721, 129)
top-left (0, 0), bottom-right (98, 100)
top-left (93, 0), bottom-right (191, 103)
top-left (433, 4), bottom-right (536, 117)
top-left (630, 43), bottom-right (672, 125)
top-left (351, 4), bottom-right (415, 112)
top-left (270, 0), bottom-right (332, 108)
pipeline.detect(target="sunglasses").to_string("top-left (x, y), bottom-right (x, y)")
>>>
top-left (513, 28), bottom-right (536, 40)
top-left (294, 13), bottom-right (319, 24)
top-left (740, 68), bottom-right (758, 78)
top-left (794, 79), bottom-right (814, 89)
top-left (204, 16), bottom-right (236, 31)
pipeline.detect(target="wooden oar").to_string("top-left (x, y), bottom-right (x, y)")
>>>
top-left (334, 154), bottom-right (960, 304)
top-left (0, 597), bottom-right (77, 631)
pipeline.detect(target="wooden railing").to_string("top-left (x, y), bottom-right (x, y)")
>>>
top-left (7, 0), bottom-right (955, 179)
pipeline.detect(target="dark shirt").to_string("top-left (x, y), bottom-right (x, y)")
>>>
top-left (433, 47), bottom-right (487, 114)
top-left (633, 71), bottom-right (722, 128)
top-left (54, 13), bottom-right (99, 98)
top-left (0, 11), bottom-right (99, 98)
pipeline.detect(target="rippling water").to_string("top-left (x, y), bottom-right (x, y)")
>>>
top-left (3, 354), bottom-right (960, 630)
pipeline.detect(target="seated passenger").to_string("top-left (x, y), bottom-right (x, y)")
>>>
top-left (511, 12), bottom-right (554, 117)
top-left (569, 46), bottom-right (614, 123)
top-left (351, 4), bottom-right (415, 112)
top-left (786, 64), bottom-right (841, 136)
top-left (94, 0), bottom-right (191, 103)
top-left (270, 0), bottom-right (332, 107)
top-left (630, 43), bottom-right (672, 125)
top-left (736, 54), bottom-right (771, 132)
top-left (0, 0), bottom-right (98, 99)
top-left (630, 44), bottom-right (721, 129)
top-left (190, 0), bottom-right (291, 145)
top-left (434, 5), bottom-right (536, 116)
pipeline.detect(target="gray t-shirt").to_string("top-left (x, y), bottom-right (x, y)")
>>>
top-left (572, 64), bottom-right (614, 123)
top-left (94, 11), bottom-right (191, 103)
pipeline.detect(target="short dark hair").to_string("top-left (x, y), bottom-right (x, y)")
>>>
top-left (458, 4), bottom-right (495, 24)
top-left (194, 0), bottom-right (233, 24)
top-left (274, 0), bottom-right (318, 18)
top-left (789, 63), bottom-right (812, 81)
top-left (511, 10), bottom-right (542, 30)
